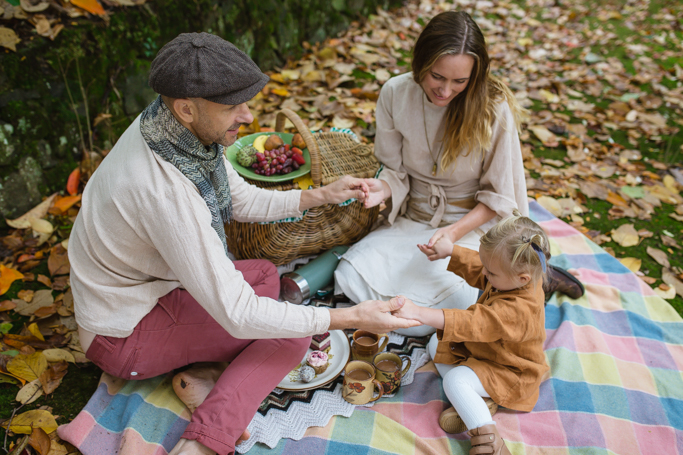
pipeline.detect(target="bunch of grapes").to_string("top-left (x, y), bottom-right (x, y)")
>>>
top-left (252, 144), bottom-right (305, 176)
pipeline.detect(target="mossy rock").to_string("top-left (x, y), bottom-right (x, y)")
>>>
top-left (0, 0), bottom-right (401, 225)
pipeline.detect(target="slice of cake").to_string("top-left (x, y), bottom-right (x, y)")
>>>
top-left (306, 350), bottom-right (329, 374)
top-left (310, 331), bottom-right (331, 351)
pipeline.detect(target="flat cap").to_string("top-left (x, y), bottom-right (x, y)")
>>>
top-left (149, 32), bottom-right (269, 105)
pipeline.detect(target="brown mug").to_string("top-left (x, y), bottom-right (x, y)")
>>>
top-left (342, 360), bottom-right (384, 405)
top-left (372, 352), bottom-right (411, 394)
top-left (351, 330), bottom-right (389, 362)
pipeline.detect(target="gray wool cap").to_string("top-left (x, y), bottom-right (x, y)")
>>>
top-left (148, 32), bottom-right (269, 105)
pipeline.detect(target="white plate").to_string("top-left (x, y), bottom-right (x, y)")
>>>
top-left (277, 330), bottom-right (350, 391)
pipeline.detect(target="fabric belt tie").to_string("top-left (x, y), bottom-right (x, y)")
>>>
top-left (427, 184), bottom-right (447, 228)
top-left (409, 179), bottom-right (478, 228)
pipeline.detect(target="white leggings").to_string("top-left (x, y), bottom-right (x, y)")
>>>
top-left (428, 334), bottom-right (496, 430)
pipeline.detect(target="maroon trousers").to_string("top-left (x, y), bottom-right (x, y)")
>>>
top-left (85, 259), bottom-right (310, 455)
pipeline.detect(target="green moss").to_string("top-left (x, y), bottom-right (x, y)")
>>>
top-left (1, 0), bottom-right (404, 203)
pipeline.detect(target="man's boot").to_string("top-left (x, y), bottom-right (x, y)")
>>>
top-left (467, 424), bottom-right (511, 455)
top-left (544, 265), bottom-right (585, 302)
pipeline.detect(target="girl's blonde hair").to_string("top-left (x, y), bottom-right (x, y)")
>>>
top-left (411, 11), bottom-right (527, 170)
top-left (479, 210), bottom-right (550, 285)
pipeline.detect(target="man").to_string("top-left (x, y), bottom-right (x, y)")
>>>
top-left (68, 32), bottom-right (419, 455)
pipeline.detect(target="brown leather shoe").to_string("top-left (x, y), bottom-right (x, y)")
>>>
top-left (439, 398), bottom-right (499, 434)
top-left (544, 265), bottom-right (585, 302)
top-left (467, 424), bottom-right (511, 455)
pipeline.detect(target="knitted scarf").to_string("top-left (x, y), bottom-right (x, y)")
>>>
top-left (140, 96), bottom-right (233, 255)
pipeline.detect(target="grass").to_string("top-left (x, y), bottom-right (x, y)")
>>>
top-left (519, 0), bottom-right (683, 315)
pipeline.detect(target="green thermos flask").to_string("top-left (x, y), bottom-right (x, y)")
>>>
top-left (280, 245), bottom-right (349, 304)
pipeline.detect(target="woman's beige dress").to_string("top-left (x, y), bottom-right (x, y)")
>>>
top-left (334, 72), bottom-right (528, 336)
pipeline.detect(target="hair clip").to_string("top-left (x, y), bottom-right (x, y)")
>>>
top-left (530, 242), bottom-right (547, 273)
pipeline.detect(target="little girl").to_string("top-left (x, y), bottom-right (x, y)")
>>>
top-left (395, 212), bottom-right (550, 455)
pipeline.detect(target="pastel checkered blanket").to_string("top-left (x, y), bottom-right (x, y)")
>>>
top-left (57, 201), bottom-right (683, 454)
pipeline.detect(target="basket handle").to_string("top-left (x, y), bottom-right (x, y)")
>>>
top-left (275, 109), bottom-right (322, 188)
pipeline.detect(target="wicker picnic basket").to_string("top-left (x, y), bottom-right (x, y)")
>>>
top-left (225, 109), bottom-right (381, 265)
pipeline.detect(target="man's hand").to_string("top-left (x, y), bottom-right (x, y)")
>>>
top-left (299, 175), bottom-right (369, 211)
top-left (363, 178), bottom-right (391, 209)
top-left (417, 234), bottom-right (454, 261)
top-left (389, 296), bottom-right (422, 322)
top-left (328, 298), bottom-right (421, 334)
top-left (323, 175), bottom-right (369, 205)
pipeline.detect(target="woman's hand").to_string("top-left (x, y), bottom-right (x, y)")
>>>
top-left (417, 235), bottom-right (454, 261)
top-left (427, 224), bottom-right (463, 248)
top-left (363, 178), bottom-right (391, 209)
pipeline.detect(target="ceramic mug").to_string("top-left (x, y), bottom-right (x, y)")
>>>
top-left (342, 360), bottom-right (384, 405)
top-left (372, 352), bottom-right (411, 394)
top-left (351, 330), bottom-right (389, 362)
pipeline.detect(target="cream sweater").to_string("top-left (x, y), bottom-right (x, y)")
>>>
top-left (69, 116), bottom-right (330, 339)
top-left (375, 72), bottom-right (528, 229)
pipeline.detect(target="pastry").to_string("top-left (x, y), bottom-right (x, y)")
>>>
top-left (310, 331), bottom-right (331, 351)
top-left (299, 365), bottom-right (316, 383)
top-left (306, 350), bottom-right (329, 374)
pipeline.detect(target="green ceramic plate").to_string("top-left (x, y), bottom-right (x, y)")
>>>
top-left (225, 132), bottom-right (311, 182)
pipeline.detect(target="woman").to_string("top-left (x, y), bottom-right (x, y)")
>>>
top-left (335, 11), bottom-right (583, 336)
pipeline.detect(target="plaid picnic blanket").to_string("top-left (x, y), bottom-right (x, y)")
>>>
top-left (57, 200), bottom-right (683, 454)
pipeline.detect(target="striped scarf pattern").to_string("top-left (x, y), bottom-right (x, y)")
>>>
top-left (140, 96), bottom-right (233, 255)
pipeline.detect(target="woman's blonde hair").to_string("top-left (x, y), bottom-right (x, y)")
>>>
top-left (411, 11), bottom-right (527, 170)
top-left (479, 210), bottom-right (550, 285)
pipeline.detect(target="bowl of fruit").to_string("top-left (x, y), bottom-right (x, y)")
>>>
top-left (225, 131), bottom-right (311, 182)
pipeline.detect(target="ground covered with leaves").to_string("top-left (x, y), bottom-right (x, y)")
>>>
top-left (1, 0), bottom-right (682, 453)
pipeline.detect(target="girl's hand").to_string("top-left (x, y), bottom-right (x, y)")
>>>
top-left (390, 296), bottom-right (422, 323)
top-left (363, 178), bottom-right (390, 209)
top-left (417, 235), bottom-right (454, 261)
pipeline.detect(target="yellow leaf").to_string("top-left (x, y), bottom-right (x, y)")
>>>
top-left (539, 89), bottom-right (560, 104)
top-left (619, 257), bottom-right (642, 272)
top-left (0, 372), bottom-right (20, 385)
top-left (4, 409), bottom-right (58, 434)
top-left (293, 175), bottom-right (314, 190)
top-left (17, 290), bottom-right (34, 303)
top-left (46, 438), bottom-right (69, 455)
top-left (42, 349), bottom-right (75, 363)
top-left (16, 379), bottom-right (43, 405)
top-left (271, 88), bottom-right (290, 97)
top-left (30, 217), bottom-right (54, 235)
top-left (528, 125), bottom-right (559, 147)
top-left (5, 193), bottom-right (57, 229)
top-left (664, 175), bottom-right (679, 194)
top-left (280, 69), bottom-right (300, 81)
top-left (536, 196), bottom-right (563, 217)
top-left (317, 47), bottom-right (337, 61)
top-left (0, 264), bottom-right (24, 296)
top-left (611, 224), bottom-right (640, 247)
top-left (301, 70), bottom-right (323, 82)
top-left (27, 323), bottom-right (45, 341)
top-left (655, 286), bottom-right (676, 300)
top-left (0, 26), bottom-right (21, 52)
top-left (7, 352), bottom-right (48, 382)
